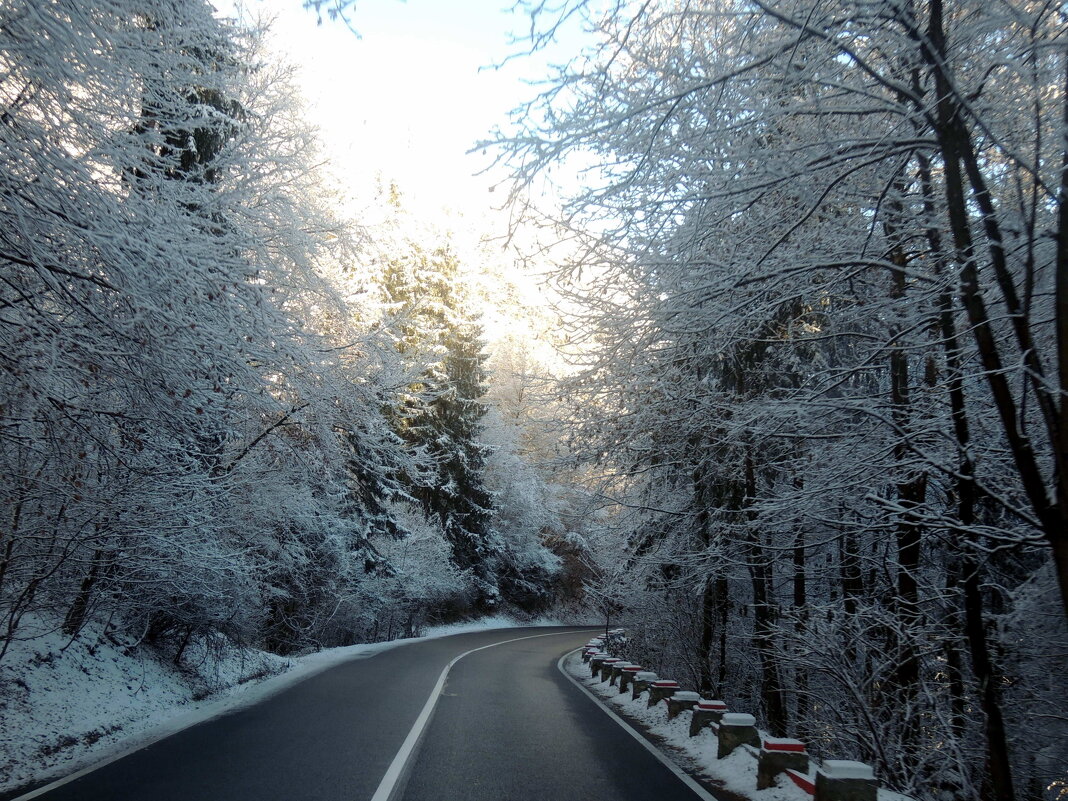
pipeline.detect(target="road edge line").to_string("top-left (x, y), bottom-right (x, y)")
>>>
top-left (370, 630), bottom-right (592, 801)
top-left (555, 648), bottom-right (719, 801)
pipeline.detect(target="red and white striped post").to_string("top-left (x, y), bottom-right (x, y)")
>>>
top-left (646, 679), bottom-right (680, 707)
top-left (689, 699), bottom-right (728, 737)
top-left (814, 761), bottom-right (876, 801)
top-left (597, 657), bottom-right (622, 682)
top-left (757, 738), bottom-right (809, 789)
top-left (608, 661), bottom-right (635, 686)
top-left (666, 690), bottom-right (701, 720)
top-left (589, 653), bottom-right (609, 677)
top-left (618, 664), bottom-right (643, 694)
top-left (716, 712), bottom-right (759, 758)
top-left (630, 671), bottom-right (658, 699)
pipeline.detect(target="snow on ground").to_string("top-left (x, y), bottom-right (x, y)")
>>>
top-left (0, 613), bottom-right (570, 796)
top-left (563, 651), bottom-right (909, 801)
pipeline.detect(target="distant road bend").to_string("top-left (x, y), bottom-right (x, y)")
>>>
top-left (13, 626), bottom-right (720, 801)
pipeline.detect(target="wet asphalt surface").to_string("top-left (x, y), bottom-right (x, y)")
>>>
top-left (7, 626), bottom-right (714, 801)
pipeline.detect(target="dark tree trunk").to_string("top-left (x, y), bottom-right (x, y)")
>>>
top-left (699, 574), bottom-right (716, 695)
top-left (883, 186), bottom-right (927, 725)
top-left (745, 450), bottom-right (787, 735)
top-left (792, 528), bottom-right (810, 734)
top-left (913, 20), bottom-right (1019, 795)
top-left (922, 0), bottom-right (1068, 628)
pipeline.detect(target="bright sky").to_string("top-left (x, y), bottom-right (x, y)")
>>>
top-left (226, 0), bottom-right (586, 361)
top-left (240, 0), bottom-right (565, 218)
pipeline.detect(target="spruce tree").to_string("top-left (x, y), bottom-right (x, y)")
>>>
top-left (380, 245), bottom-right (500, 611)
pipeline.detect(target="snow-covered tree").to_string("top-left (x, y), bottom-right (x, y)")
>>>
top-left (377, 243), bottom-right (502, 611)
top-left (0, 0), bottom-right (417, 660)
top-left (494, 1), bottom-right (1068, 797)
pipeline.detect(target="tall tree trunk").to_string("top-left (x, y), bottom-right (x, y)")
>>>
top-left (915, 136), bottom-right (1017, 801)
top-left (694, 464), bottom-right (717, 695)
top-left (1052, 54), bottom-right (1068, 633)
top-left (923, 0), bottom-right (1068, 625)
top-left (716, 574), bottom-right (729, 694)
top-left (883, 185), bottom-right (928, 751)
top-left (840, 524), bottom-right (864, 617)
top-left (699, 573), bottom-right (716, 695)
top-left (745, 449), bottom-right (788, 734)
top-left (792, 527), bottom-right (810, 736)
top-left (62, 548), bottom-right (103, 636)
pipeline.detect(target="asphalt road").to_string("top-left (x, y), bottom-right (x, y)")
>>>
top-left (11, 626), bottom-right (713, 801)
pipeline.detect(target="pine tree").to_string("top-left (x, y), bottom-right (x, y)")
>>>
top-left (380, 245), bottom-right (500, 611)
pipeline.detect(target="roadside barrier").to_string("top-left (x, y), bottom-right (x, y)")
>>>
top-left (589, 653), bottom-right (609, 677)
top-left (586, 641), bottom-right (881, 801)
top-left (689, 699), bottom-right (727, 736)
top-left (647, 679), bottom-right (680, 707)
top-left (815, 761), bottom-right (876, 801)
top-left (757, 738), bottom-right (808, 789)
top-left (618, 664), bottom-right (643, 693)
top-left (608, 661), bottom-right (637, 686)
top-left (717, 712), bottom-right (759, 757)
top-left (596, 657), bottom-right (621, 680)
top-left (665, 690), bottom-right (701, 720)
top-left (630, 671), bottom-right (658, 699)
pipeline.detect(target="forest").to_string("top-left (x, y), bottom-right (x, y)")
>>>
top-left (2, 1), bottom-right (1067, 801)
top-left (0, 0), bottom-right (571, 662)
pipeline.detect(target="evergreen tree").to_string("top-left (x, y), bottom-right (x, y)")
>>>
top-left (380, 245), bottom-right (500, 611)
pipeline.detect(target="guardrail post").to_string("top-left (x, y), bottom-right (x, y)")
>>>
top-left (618, 665), bottom-right (642, 693)
top-left (666, 690), bottom-right (701, 720)
top-left (598, 658), bottom-right (621, 682)
top-left (589, 654), bottom-right (609, 678)
top-left (814, 761), bottom-right (876, 801)
top-left (631, 671), bottom-right (658, 699)
top-left (647, 679), bottom-right (680, 707)
top-left (716, 712), bottom-right (759, 758)
top-left (689, 700), bottom-right (728, 737)
top-left (757, 738), bottom-right (809, 789)
top-left (609, 661), bottom-right (635, 686)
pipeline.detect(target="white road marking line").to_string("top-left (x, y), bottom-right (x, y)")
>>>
top-left (369, 629), bottom-right (590, 801)
top-left (556, 648), bottom-right (720, 801)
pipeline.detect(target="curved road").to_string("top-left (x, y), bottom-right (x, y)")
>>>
top-left (11, 627), bottom-right (712, 801)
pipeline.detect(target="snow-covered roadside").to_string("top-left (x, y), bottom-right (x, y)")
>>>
top-left (562, 651), bottom-right (912, 801)
top-left (0, 614), bottom-right (567, 796)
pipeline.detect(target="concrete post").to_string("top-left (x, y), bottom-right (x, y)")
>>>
top-left (609, 662), bottom-right (636, 686)
top-left (716, 712), bottom-right (759, 758)
top-left (689, 700), bottom-right (728, 737)
top-left (589, 654), bottom-right (609, 678)
top-left (630, 671), bottom-right (658, 699)
top-left (757, 738), bottom-right (809, 789)
top-left (814, 761), bottom-right (876, 801)
top-left (598, 658), bottom-right (621, 681)
top-left (647, 680), bottom-right (680, 707)
top-left (618, 665), bottom-right (643, 693)
top-left (666, 690), bottom-right (701, 720)
top-left (606, 661), bottom-right (623, 685)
